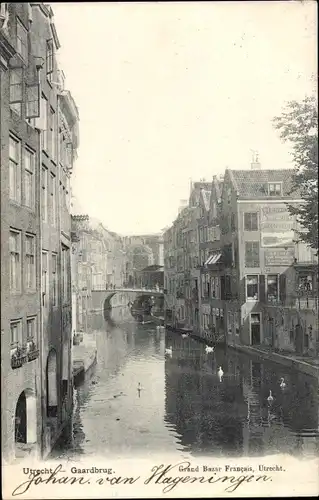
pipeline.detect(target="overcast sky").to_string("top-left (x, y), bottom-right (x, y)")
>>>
top-left (52, 1), bottom-right (317, 235)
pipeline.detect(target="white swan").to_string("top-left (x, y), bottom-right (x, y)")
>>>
top-left (205, 345), bottom-right (214, 353)
top-left (267, 390), bottom-right (274, 403)
top-left (280, 378), bottom-right (286, 389)
top-left (218, 366), bottom-right (224, 379)
top-left (165, 346), bottom-right (173, 356)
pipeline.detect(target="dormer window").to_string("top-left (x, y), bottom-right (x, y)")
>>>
top-left (268, 182), bottom-right (282, 196)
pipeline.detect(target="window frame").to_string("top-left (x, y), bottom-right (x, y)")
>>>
top-left (25, 233), bottom-right (36, 290)
top-left (26, 81), bottom-right (40, 120)
top-left (41, 166), bottom-right (48, 222)
top-left (46, 38), bottom-right (54, 84)
top-left (23, 146), bottom-right (35, 209)
top-left (9, 67), bottom-right (23, 116)
top-left (26, 316), bottom-right (37, 342)
top-left (41, 250), bottom-right (49, 307)
top-left (9, 229), bottom-right (21, 293)
top-left (9, 135), bottom-right (21, 203)
top-left (268, 182), bottom-right (282, 196)
top-left (246, 275), bottom-right (259, 301)
top-left (16, 17), bottom-right (28, 64)
top-left (41, 94), bottom-right (48, 152)
top-left (52, 253), bottom-right (58, 307)
top-left (245, 241), bottom-right (260, 268)
top-left (244, 212), bottom-right (258, 232)
top-left (10, 319), bottom-right (23, 347)
top-left (267, 274), bottom-right (279, 304)
top-left (50, 172), bottom-right (56, 226)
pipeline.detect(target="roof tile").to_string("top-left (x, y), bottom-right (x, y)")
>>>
top-left (229, 169), bottom-right (300, 198)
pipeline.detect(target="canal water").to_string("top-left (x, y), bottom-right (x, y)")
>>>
top-left (52, 313), bottom-right (319, 460)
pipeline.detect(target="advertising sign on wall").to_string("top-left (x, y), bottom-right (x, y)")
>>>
top-left (264, 248), bottom-right (295, 266)
top-left (260, 205), bottom-right (294, 248)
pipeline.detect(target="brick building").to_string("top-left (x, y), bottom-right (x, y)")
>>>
top-left (219, 165), bottom-right (318, 354)
top-left (163, 164), bottom-right (318, 357)
top-left (200, 176), bottom-right (225, 343)
top-left (71, 215), bottom-right (126, 328)
top-left (1, 3), bottom-right (79, 462)
top-left (164, 183), bottom-right (210, 331)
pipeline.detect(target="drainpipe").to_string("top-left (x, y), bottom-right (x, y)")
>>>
top-left (37, 127), bottom-right (45, 458)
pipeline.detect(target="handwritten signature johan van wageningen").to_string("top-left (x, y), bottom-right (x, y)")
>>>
top-left (11, 460), bottom-right (273, 496)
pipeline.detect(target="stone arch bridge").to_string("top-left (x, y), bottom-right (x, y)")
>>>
top-left (91, 287), bottom-right (164, 321)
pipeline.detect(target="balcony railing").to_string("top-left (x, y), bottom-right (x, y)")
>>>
top-left (295, 293), bottom-right (319, 310)
top-left (11, 341), bottom-right (39, 369)
top-left (11, 346), bottom-right (27, 369)
top-left (27, 341), bottom-right (39, 362)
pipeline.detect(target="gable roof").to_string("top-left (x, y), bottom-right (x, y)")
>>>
top-left (200, 189), bottom-right (212, 211)
top-left (228, 169), bottom-right (300, 199)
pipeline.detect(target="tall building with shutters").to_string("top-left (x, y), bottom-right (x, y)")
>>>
top-left (219, 165), bottom-right (318, 353)
top-left (1, 3), bottom-right (79, 462)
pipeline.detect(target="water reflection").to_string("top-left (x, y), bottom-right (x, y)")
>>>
top-left (52, 315), bottom-right (319, 460)
top-left (164, 330), bottom-right (319, 458)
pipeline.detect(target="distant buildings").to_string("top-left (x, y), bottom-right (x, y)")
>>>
top-left (1, 3), bottom-right (79, 462)
top-left (71, 215), bottom-right (126, 331)
top-left (164, 163), bottom-right (318, 356)
top-left (123, 233), bottom-right (164, 287)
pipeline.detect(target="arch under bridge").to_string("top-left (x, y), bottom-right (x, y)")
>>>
top-left (91, 287), bottom-right (164, 319)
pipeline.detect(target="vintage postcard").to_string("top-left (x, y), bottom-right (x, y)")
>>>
top-left (1, 1), bottom-right (318, 498)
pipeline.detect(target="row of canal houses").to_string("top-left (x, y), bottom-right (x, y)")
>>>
top-left (1, 3), bottom-right (79, 463)
top-left (163, 159), bottom-right (318, 357)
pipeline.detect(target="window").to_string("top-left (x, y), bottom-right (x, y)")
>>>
top-left (9, 68), bottom-right (23, 115)
top-left (211, 276), bottom-right (220, 298)
top-left (267, 275), bottom-right (279, 303)
top-left (50, 108), bottom-right (56, 161)
top-left (244, 212), bottom-right (258, 231)
top-left (246, 275), bottom-right (259, 300)
top-left (24, 147), bottom-right (35, 208)
top-left (62, 245), bottom-right (69, 303)
top-left (50, 173), bottom-right (56, 226)
top-left (25, 234), bottom-right (35, 289)
top-left (59, 129), bottom-right (65, 166)
top-left (9, 135), bottom-right (21, 203)
top-left (46, 39), bottom-right (54, 83)
top-left (10, 319), bottom-right (22, 346)
top-left (26, 81), bottom-right (40, 120)
top-left (10, 230), bottom-right (21, 292)
top-left (16, 18), bottom-right (28, 63)
top-left (41, 166), bottom-right (48, 222)
top-left (42, 251), bottom-right (48, 307)
top-left (268, 183), bottom-right (282, 196)
top-left (26, 317), bottom-right (36, 340)
top-left (245, 241), bottom-right (260, 267)
top-left (52, 253), bottom-right (57, 306)
top-left (41, 94), bottom-right (48, 151)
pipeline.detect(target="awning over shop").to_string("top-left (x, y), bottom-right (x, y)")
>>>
top-left (205, 252), bottom-right (222, 266)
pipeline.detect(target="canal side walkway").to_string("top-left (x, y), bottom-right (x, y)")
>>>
top-left (228, 344), bottom-right (319, 379)
top-left (166, 325), bottom-right (319, 379)
top-left (73, 333), bottom-right (97, 384)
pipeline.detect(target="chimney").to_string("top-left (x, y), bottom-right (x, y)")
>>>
top-left (250, 150), bottom-right (261, 170)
